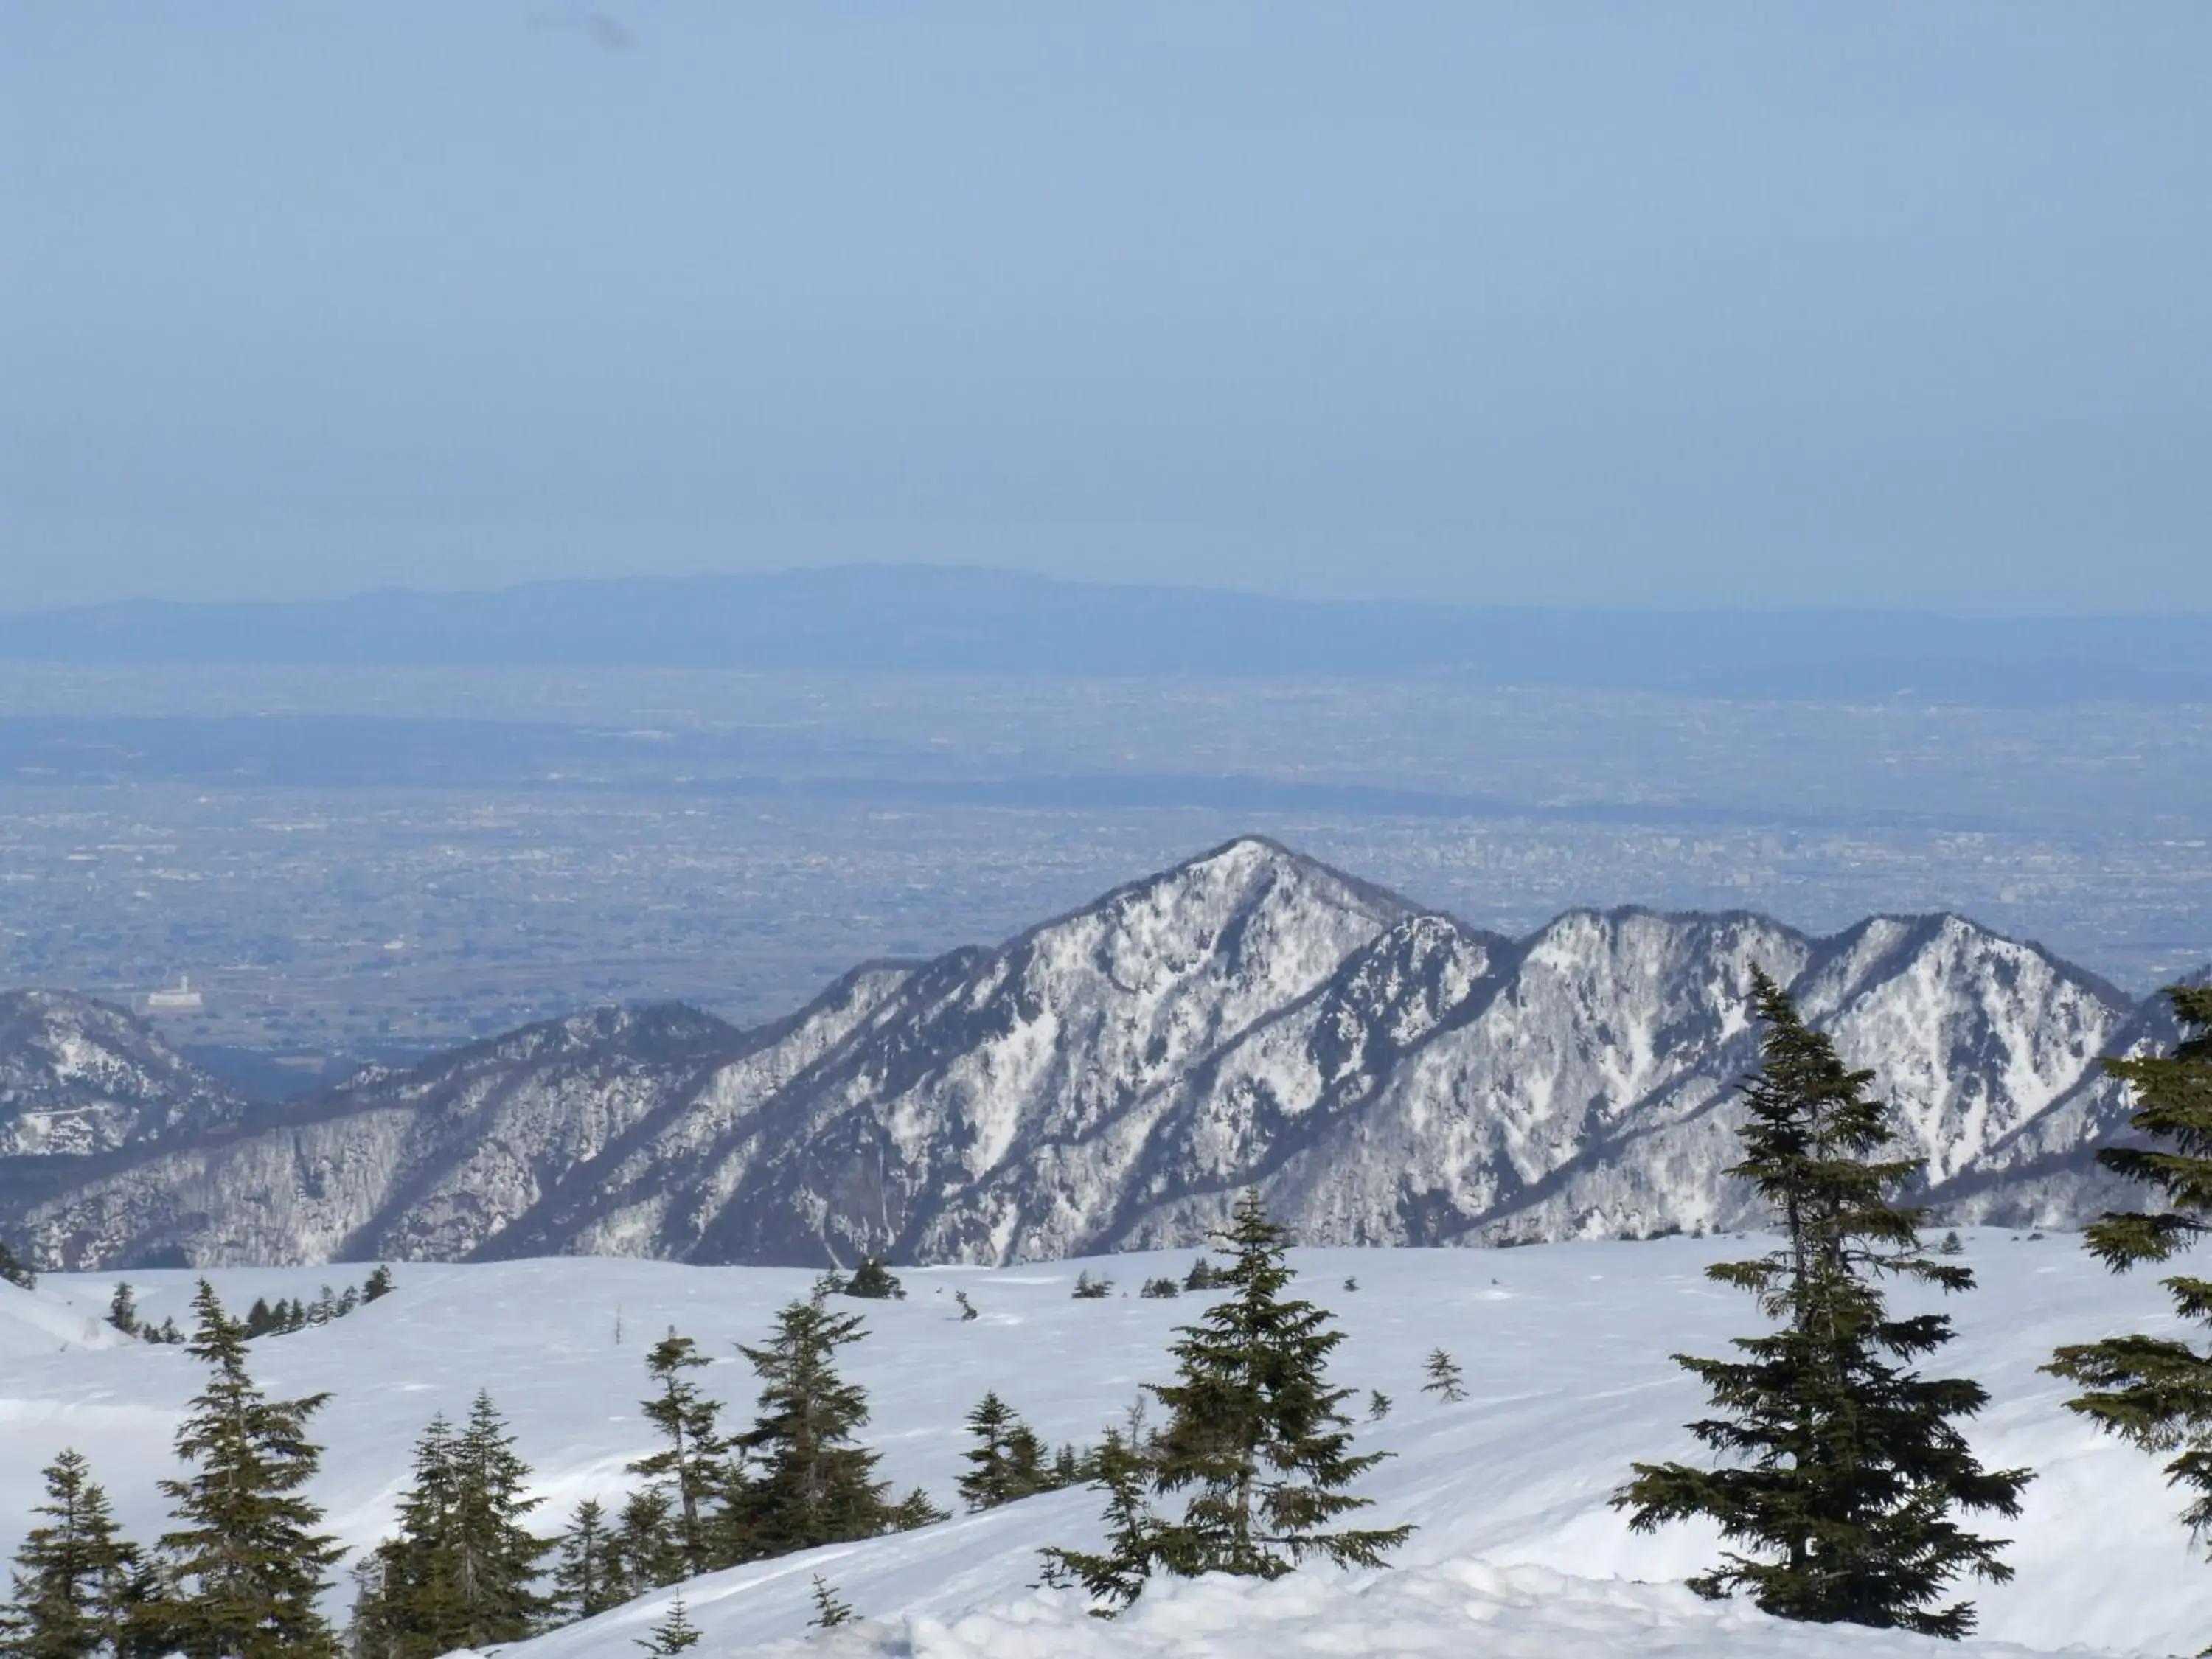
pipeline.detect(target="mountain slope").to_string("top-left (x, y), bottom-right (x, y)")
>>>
top-left (0, 990), bottom-right (248, 1157)
top-left (0, 839), bottom-right (2185, 1270)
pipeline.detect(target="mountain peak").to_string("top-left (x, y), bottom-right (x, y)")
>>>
top-left (0, 844), bottom-right (2170, 1269)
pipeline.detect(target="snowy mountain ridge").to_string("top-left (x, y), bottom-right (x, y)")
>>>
top-left (0, 837), bottom-right (2181, 1270)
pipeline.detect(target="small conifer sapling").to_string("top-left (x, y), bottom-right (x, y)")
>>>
top-left (1420, 1349), bottom-right (1466, 1403)
top-left (808, 1574), bottom-right (854, 1627)
top-left (635, 1597), bottom-right (702, 1654)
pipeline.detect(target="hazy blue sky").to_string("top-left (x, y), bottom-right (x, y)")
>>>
top-left (4, 4), bottom-right (2208, 613)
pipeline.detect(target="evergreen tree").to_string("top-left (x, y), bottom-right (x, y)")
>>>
top-left (548, 1500), bottom-right (622, 1625)
top-left (1420, 1349), bottom-right (1466, 1403)
top-left (1144, 1189), bottom-right (1411, 1582)
top-left (105, 1285), bottom-right (138, 1339)
top-left (1071, 1270), bottom-right (1113, 1300)
top-left (361, 1266), bottom-right (395, 1303)
top-left (633, 1599), bottom-right (700, 1655)
top-left (843, 1257), bottom-right (904, 1300)
top-left (0, 1240), bottom-right (34, 1291)
top-left (608, 1490), bottom-right (681, 1599)
top-left (243, 1300), bottom-right (276, 1341)
top-left (957, 1392), bottom-right (1043, 1512)
top-left (1037, 1429), bottom-right (1158, 1615)
top-left (1046, 1197), bottom-right (1409, 1611)
top-left (953, 1290), bottom-right (979, 1323)
top-left (1005, 1425), bottom-right (1049, 1494)
top-left (1048, 1443), bottom-right (1085, 1490)
top-left (1139, 1277), bottom-right (1179, 1299)
top-left (156, 1279), bottom-right (343, 1659)
top-left (1613, 967), bottom-right (2032, 1639)
top-left (1182, 1256), bottom-right (1220, 1292)
top-left (1367, 1391), bottom-right (1391, 1422)
top-left (718, 1292), bottom-right (892, 1562)
top-left (361, 1413), bottom-right (464, 1657)
top-left (888, 1488), bottom-right (950, 1531)
top-left (626, 1334), bottom-right (728, 1579)
top-left (344, 1554), bottom-right (397, 1659)
top-left (0, 1449), bottom-right (141, 1659)
top-left (2045, 987), bottom-right (2212, 1551)
top-left (807, 1576), bottom-right (853, 1628)
top-left (444, 1392), bottom-right (550, 1645)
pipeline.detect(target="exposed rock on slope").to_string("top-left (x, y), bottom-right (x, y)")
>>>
top-left (0, 989), bottom-right (248, 1156)
top-left (0, 839), bottom-right (2186, 1269)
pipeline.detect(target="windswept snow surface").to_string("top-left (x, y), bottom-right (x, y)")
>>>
top-left (1, 1236), bottom-right (2202, 1656)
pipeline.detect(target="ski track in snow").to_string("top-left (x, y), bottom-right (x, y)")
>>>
top-left (0, 1233), bottom-right (2199, 1657)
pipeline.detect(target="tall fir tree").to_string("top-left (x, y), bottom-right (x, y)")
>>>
top-left (548, 1500), bottom-right (622, 1626)
top-left (625, 1334), bottom-right (728, 1579)
top-left (2046, 987), bottom-right (2212, 1549)
top-left (1044, 1192), bottom-right (1408, 1611)
top-left (156, 1280), bottom-right (344, 1659)
top-left (361, 1412), bottom-right (464, 1656)
top-left (1613, 967), bottom-right (2032, 1639)
top-left (0, 1449), bottom-right (142, 1659)
top-left (356, 1397), bottom-right (551, 1655)
top-left (447, 1392), bottom-right (552, 1645)
top-left (717, 1291), bottom-right (893, 1562)
top-left (1145, 1189), bottom-right (1411, 1582)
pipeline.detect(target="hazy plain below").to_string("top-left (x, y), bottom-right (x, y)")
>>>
top-left (3, 657), bottom-right (2206, 1070)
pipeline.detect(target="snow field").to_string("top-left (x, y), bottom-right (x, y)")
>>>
top-left (0, 1233), bottom-right (2202, 1656)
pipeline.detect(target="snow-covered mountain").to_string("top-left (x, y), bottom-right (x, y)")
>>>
top-left (0, 838), bottom-right (2179, 1270)
top-left (0, 989), bottom-right (248, 1157)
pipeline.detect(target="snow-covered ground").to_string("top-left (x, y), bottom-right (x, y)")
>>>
top-left (1, 1234), bottom-right (2201, 1657)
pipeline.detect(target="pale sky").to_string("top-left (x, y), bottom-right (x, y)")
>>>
top-left (3, 4), bottom-right (2208, 613)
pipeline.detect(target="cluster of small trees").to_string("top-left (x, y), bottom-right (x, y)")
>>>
top-left (347, 1284), bottom-right (961, 1653)
top-left (245, 1265), bottom-right (394, 1339)
top-left (101, 1282), bottom-right (181, 1345)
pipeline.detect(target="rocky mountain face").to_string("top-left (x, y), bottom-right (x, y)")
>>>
top-left (0, 839), bottom-right (2181, 1270)
top-left (0, 990), bottom-right (249, 1156)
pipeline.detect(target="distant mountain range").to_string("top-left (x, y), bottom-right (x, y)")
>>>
top-left (4, 566), bottom-right (2209, 703)
top-left (0, 839), bottom-right (2174, 1271)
